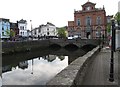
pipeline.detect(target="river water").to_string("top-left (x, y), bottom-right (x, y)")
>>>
top-left (1, 47), bottom-right (93, 85)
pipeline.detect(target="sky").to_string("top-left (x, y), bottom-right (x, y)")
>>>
top-left (0, 0), bottom-right (120, 30)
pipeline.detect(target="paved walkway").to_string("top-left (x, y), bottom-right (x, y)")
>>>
top-left (81, 47), bottom-right (119, 85)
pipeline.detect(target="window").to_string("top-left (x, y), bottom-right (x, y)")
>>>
top-left (2, 32), bottom-right (4, 36)
top-left (20, 26), bottom-right (23, 30)
top-left (21, 32), bottom-right (22, 35)
top-left (20, 26), bottom-right (24, 30)
top-left (77, 19), bottom-right (80, 26)
top-left (2, 27), bottom-right (4, 30)
top-left (86, 16), bottom-right (91, 26)
top-left (96, 32), bottom-right (99, 37)
top-left (23, 26), bottom-right (24, 30)
top-left (96, 17), bottom-right (101, 25)
top-left (39, 29), bottom-right (41, 33)
top-left (34, 30), bottom-right (36, 35)
top-left (47, 32), bottom-right (49, 35)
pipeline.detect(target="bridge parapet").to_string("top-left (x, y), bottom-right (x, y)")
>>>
top-left (49, 39), bottom-right (100, 48)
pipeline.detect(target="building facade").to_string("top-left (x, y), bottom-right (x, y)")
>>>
top-left (17, 19), bottom-right (27, 38)
top-left (32, 22), bottom-right (57, 39)
top-left (41, 22), bottom-right (57, 37)
top-left (0, 18), bottom-right (10, 40)
top-left (116, 1), bottom-right (120, 49)
top-left (68, 1), bottom-right (107, 39)
top-left (10, 22), bottom-right (19, 37)
top-left (118, 1), bottom-right (120, 12)
top-left (106, 15), bottom-right (113, 24)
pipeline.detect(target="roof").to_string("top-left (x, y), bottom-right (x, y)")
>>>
top-left (0, 18), bottom-right (9, 21)
top-left (17, 19), bottom-right (27, 23)
top-left (10, 22), bottom-right (18, 28)
top-left (82, 1), bottom-right (96, 7)
top-left (47, 22), bottom-right (55, 26)
top-left (107, 15), bottom-right (113, 18)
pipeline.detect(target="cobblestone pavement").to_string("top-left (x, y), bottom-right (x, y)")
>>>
top-left (81, 46), bottom-right (119, 86)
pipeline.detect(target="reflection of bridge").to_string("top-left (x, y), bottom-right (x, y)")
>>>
top-left (49, 39), bottom-right (100, 48)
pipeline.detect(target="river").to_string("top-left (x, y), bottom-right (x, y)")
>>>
top-left (1, 46), bottom-right (94, 85)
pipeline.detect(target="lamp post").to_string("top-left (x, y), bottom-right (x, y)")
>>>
top-left (30, 20), bottom-right (32, 39)
top-left (109, 18), bottom-right (116, 82)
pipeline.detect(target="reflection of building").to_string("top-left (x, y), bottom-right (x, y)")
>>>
top-left (18, 61), bottom-right (28, 70)
top-left (46, 55), bottom-right (56, 62)
top-left (68, 1), bottom-right (107, 39)
top-left (58, 56), bottom-right (65, 61)
top-left (0, 18), bottom-right (10, 40)
top-left (2, 65), bottom-right (12, 73)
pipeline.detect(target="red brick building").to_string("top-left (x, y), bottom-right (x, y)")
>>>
top-left (68, 1), bottom-right (107, 39)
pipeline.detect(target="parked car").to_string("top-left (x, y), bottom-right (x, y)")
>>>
top-left (68, 36), bottom-right (73, 39)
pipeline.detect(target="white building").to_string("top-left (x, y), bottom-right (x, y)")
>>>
top-left (116, 1), bottom-right (120, 49)
top-left (31, 27), bottom-right (40, 38)
top-left (27, 30), bottom-right (31, 37)
top-left (17, 19), bottom-right (27, 38)
top-left (41, 22), bottom-right (57, 37)
top-left (116, 28), bottom-right (120, 49)
top-left (118, 1), bottom-right (120, 12)
top-left (32, 22), bottom-right (57, 39)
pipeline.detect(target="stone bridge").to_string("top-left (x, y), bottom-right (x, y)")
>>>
top-left (49, 38), bottom-right (100, 48)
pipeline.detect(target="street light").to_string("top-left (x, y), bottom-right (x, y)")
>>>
top-left (109, 18), bottom-right (116, 82)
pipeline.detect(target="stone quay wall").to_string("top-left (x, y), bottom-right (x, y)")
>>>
top-left (46, 46), bottom-right (100, 86)
top-left (2, 40), bottom-right (49, 54)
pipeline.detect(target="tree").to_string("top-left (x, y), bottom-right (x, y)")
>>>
top-left (57, 27), bottom-right (67, 38)
top-left (114, 12), bottom-right (120, 25)
top-left (5, 29), bottom-right (15, 40)
top-left (107, 23), bottom-right (111, 34)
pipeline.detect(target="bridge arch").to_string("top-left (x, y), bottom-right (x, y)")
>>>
top-left (64, 44), bottom-right (79, 51)
top-left (80, 44), bottom-right (96, 52)
top-left (49, 44), bottom-right (61, 48)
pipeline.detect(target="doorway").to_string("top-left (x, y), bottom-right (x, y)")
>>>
top-left (86, 32), bottom-right (90, 39)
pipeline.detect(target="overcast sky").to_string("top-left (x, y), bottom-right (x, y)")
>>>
top-left (0, 0), bottom-right (120, 29)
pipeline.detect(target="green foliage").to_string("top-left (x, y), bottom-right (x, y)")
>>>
top-left (114, 12), bottom-right (120, 24)
top-left (57, 27), bottom-right (67, 38)
top-left (5, 29), bottom-right (10, 36)
top-left (10, 30), bottom-right (15, 37)
top-left (107, 23), bottom-right (111, 33)
top-left (5, 29), bottom-right (15, 40)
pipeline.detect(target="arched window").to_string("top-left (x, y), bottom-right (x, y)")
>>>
top-left (86, 16), bottom-right (91, 26)
top-left (96, 16), bottom-right (102, 25)
top-left (76, 19), bottom-right (80, 26)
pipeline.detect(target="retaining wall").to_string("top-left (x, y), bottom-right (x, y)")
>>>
top-left (46, 46), bottom-right (100, 86)
top-left (2, 40), bottom-right (49, 54)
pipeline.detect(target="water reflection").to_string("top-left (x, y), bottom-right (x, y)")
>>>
top-left (2, 48), bottom-right (88, 85)
top-left (2, 55), bottom-right (68, 85)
